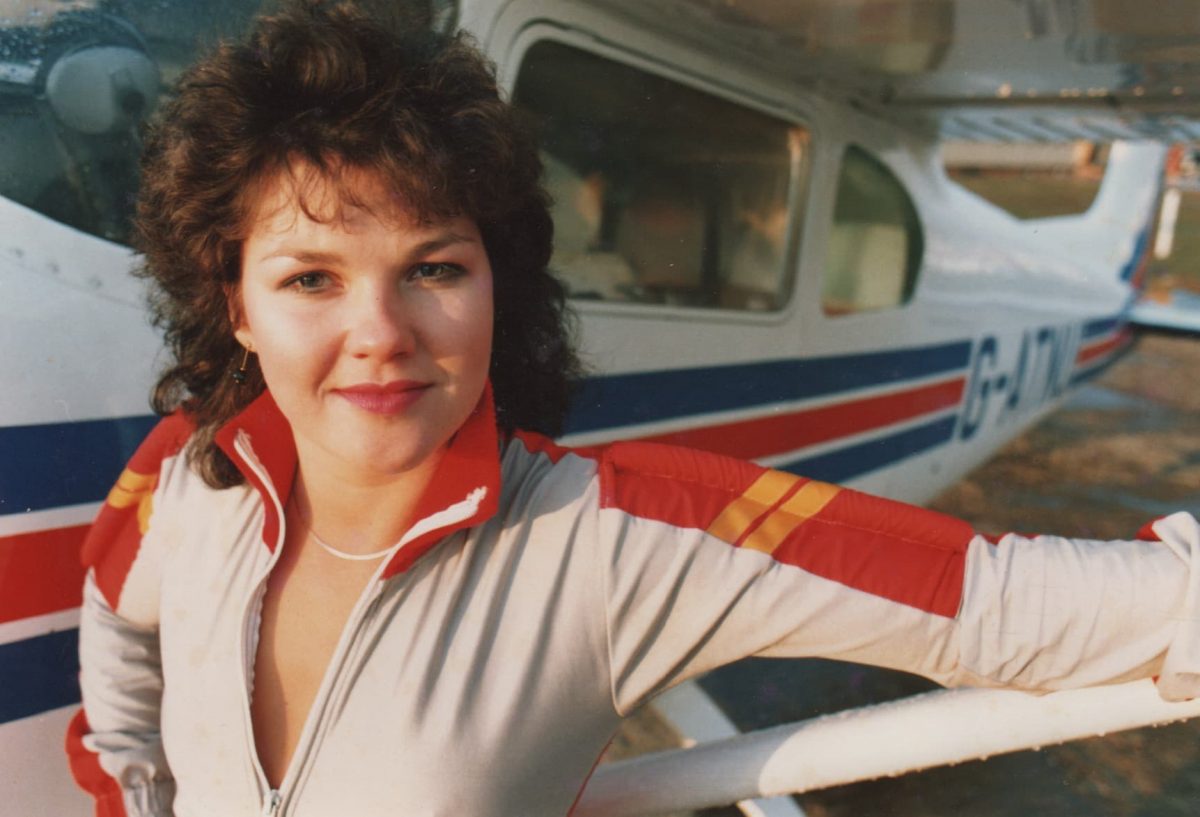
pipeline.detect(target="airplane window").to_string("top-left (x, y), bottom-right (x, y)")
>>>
top-left (822, 145), bottom-right (923, 315)
top-left (943, 141), bottom-right (1104, 219)
top-left (513, 40), bottom-right (804, 312)
top-left (0, 1), bottom-right (456, 245)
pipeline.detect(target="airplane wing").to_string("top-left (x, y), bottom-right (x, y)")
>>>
top-left (587, 0), bottom-right (1200, 141)
top-left (1131, 289), bottom-right (1200, 334)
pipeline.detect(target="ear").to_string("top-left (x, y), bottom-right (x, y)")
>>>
top-left (225, 284), bottom-right (254, 350)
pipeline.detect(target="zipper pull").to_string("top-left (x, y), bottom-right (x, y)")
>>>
top-left (261, 789), bottom-right (281, 817)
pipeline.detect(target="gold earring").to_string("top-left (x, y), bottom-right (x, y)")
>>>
top-left (231, 346), bottom-right (252, 385)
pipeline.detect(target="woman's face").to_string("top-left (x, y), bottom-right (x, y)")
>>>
top-left (234, 167), bottom-right (493, 483)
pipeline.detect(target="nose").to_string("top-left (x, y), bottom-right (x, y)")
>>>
top-left (344, 285), bottom-right (417, 360)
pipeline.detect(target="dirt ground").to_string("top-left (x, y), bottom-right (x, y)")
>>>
top-left (607, 333), bottom-right (1200, 817)
top-left (927, 333), bottom-right (1200, 540)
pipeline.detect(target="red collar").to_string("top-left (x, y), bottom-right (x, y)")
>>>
top-left (214, 384), bottom-right (501, 578)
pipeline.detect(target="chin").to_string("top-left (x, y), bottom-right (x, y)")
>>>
top-left (350, 437), bottom-right (443, 477)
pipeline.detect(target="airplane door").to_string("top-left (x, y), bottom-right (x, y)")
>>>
top-left (498, 24), bottom-right (817, 460)
top-left (494, 17), bottom-right (971, 505)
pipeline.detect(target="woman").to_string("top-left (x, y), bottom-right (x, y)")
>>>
top-left (67, 3), bottom-right (1200, 816)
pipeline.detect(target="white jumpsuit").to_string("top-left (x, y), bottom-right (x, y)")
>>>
top-left (67, 388), bottom-right (1200, 816)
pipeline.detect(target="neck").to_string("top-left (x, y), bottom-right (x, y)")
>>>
top-left (289, 446), bottom-right (444, 558)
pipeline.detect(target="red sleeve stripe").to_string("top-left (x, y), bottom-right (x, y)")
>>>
top-left (65, 710), bottom-right (128, 817)
top-left (600, 442), bottom-right (768, 533)
top-left (521, 433), bottom-right (809, 549)
top-left (81, 414), bottom-right (191, 610)
top-left (83, 466), bottom-right (158, 611)
top-left (771, 490), bottom-right (973, 617)
top-left (105, 468), bottom-right (156, 510)
top-left (598, 440), bottom-right (974, 617)
top-left (105, 467), bottom-right (157, 534)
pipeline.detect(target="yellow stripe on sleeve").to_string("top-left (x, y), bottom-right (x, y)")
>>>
top-left (740, 480), bottom-right (841, 554)
top-left (705, 470), bottom-right (798, 545)
top-left (105, 468), bottom-right (157, 509)
top-left (136, 491), bottom-right (155, 535)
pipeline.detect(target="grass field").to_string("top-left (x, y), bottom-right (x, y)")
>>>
top-left (1163, 188), bottom-right (1200, 291)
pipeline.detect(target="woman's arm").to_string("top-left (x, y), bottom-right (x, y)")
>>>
top-left (591, 441), bottom-right (1200, 714)
top-left (68, 574), bottom-right (174, 817)
top-left (66, 414), bottom-right (192, 817)
top-left (956, 512), bottom-right (1200, 699)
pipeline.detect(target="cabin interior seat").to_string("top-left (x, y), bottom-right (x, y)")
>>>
top-left (616, 183), bottom-right (706, 305)
top-left (823, 222), bottom-right (908, 313)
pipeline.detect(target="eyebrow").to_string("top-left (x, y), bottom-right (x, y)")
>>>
top-left (257, 231), bottom-right (477, 264)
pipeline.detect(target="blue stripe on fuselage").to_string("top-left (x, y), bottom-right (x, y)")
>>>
top-left (565, 340), bottom-right (973, 434)
top-left (778, 415), bottom-right (959, 483)
top-left (1118, 226), bottom-right (1150, 282)
top-left (0, 415), bottom-right (158, 514)
top-left (0, 629), bottom-right (79, 725)
top-left (1082, 316), bottom-right (1121, 340)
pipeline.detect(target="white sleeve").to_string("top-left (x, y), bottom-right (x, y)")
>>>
top-left (956, 512), bottom-right (1200, 700)
top-left (595, 442), bottom-right (1200, 713)
top-left (66, 416), bottom-right (191, 814)
top-left (75, 571), bottom-right (176, 816)
top-left (600, 508), bottom-right (965, 714)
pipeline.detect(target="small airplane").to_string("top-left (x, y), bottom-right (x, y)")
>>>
top-left (2, 1), bottom-right (1198, 814)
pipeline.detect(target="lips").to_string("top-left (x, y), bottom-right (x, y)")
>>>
top-left (334, 380), bottom-right (431, 415)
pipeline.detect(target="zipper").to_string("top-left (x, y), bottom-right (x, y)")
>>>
top-left (261, 789), bottom-right (281, 817)
top-left (263, 516), bottom-right (480, 814)
top-left (233, 432), bottom-right (388, 817)
top-left (234, 432), bottom-right (488, 816)
top-left (265, 563), bottom-right (392, 812)
top-left (233, 434), bottom-right (290, 815)
top-left (242, 575), bottom-right (278, 812)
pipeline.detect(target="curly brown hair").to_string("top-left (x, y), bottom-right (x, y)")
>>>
top-left (135, 0), bottom-right (579, 488)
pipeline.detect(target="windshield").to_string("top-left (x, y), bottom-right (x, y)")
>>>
top-left (0, 1), bottom-right (265, 243)
top-left (0, 0), bottom-right (456, 245)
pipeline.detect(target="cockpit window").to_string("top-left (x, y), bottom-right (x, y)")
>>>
top-left (0, 1), bottom-right (457, 245)
top-left (513, 39), bottom-right (806, 312)
top-left (822, 145), bottom-right (923, 315)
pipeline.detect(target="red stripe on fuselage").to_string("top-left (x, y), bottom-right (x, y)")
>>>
top-left (1076, 328), bottom-right (1132, 366)
top-left (634, 377), bottom-right (965, 460)
top-left (0, 524), bottom-right (88, 624)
